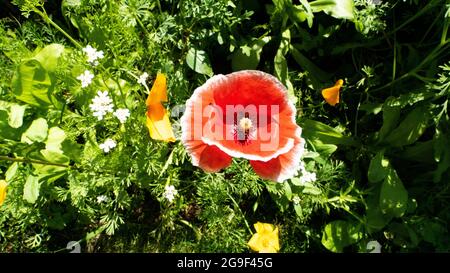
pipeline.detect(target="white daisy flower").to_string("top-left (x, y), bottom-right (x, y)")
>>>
top-left (89, 91), bottom-right (114, 120)
top-left (113, 108), bottom-right (130, 124)
top-left (82, 45), bottom-right (104, 66)
top-left (77, 70), bottom-right (94, 88)
top-left (137, 72), bottom-right (149, 85)
top-left (163, 185), bottom-right (178, 203)
top-left (99, 138), bottom-right (116, 153)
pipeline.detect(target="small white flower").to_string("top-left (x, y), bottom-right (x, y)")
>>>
top-left (299, 171), bottom-right (317, 184)
top-left (113, 108), bottom-right (130, 124)
top-left (99, 138), bottom-right (116, 153)
top-left (163, 185), bottom-right (178, 203)
top-left (292, 196), bottom-right (301, 205)
top-left (137, 72), bottom-right (149, 85)
top-left (97, 195), bottom-right (108, 203)
top-left (89, 91), bottom-right (114, 120)
top-left (77, 70), bottom-right (94, 88)
top-left (82, 45), bottom-right (104, 66)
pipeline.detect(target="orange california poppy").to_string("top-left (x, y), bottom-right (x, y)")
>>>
top-left (321, 79), bottom-right (343, 106)
top-left (146, 73), bottom-right (176, 142)
top-left (180, 70), bottom-right (305, 182)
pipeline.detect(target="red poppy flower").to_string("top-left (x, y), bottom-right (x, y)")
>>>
top-left (181, 70), bottom-right (305, 182)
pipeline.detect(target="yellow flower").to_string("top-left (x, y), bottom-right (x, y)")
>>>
top-left (321, 79), bottom-right (343, 106)
top-left (247, 222), bottom-right (280, 253)
top-left (146, 73), bottom-right (176, 142)
top-left (0, 180), bottom-right (7, 206)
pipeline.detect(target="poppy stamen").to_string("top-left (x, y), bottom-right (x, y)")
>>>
top-left (239, 117), bottom-right (253, 131)
top-left (233, 116), bottom-right (256, 145)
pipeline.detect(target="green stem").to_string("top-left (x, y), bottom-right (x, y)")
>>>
top-left (370, 42), bottom-right (450, 93)
top-left (34, 8), bottom-right (82, 48)
top-left (392, 12), bottom-right (397, 82)
top-left (411, 72), bottom-right (435, 83)
top-left (419, 8), bottom-right (444, 44)
top-left (226, 192), bottom-right (253, 235)
top-left (136, 15), bottom-right (150, 37)
top-left (387, 0), bottom-right (441, 36)
top-left (179, 219), bottom-right (202, 241)
top-left (100, 73), bottom-right (118, 106)
top-left (0, 156), bottom-right (69, 168)
top-left (441, 19), bottom-right (449, 45)
top-left (114, 77), bottom-right (128, 108)
top-left (370, 71), bottom-right (410, 93)
top-left (354, 93), bottom-right (364, 136)
top-left (156, 0), bottom-right (163, 14)
top-left (300, 103), bottom-right (324, 110)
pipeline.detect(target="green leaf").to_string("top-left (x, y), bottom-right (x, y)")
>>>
top-left (232, 36), bottom-right (271, 71)
top-left (388, 222), bottom-right (419, 248)
top-left (287, 5), bottom-right (310, 25)
top-left (40, 150), bottom-right (70, 165)
top-left (432, 130), bottom-right (450, 183)
top-left (377, 97), bottom-right (400, 142)
top-left (366, 201), bottom-right (392, 233)
top-left (380, 168), bottom-right (408, 218)
top-left (418, 221), bottom-right (447, 247)
top-left (5, 162), bottom-right (19, 182)
top-left (8, 104), bottom-right (26, 128)
top-left (364, 190), bottom-right (392, 233)
top-left (406, 198), bottom-right (418, 214)
top-left (301, 119), bottom-right (358, 146)
top-left (0, 110), bottom-right (19, 140)
top-left (0, 102), bottom-right (26, 140)
top-left (307, 138), bottom-right (338, 157)
top-left (86, 226), bottom-right (107, 242)
top-left (368, 151), bottom-right (389, 183)
top-left (310, 0), bottom-right (355, 20)
top-left (186, 47), bottom-right (213, 76)
top-left (31, 150), bottom-right (69, 183)
top-left (388, 91), bottom-right (435, 108)
top-left (11, 44), bottom-right (64, 107)
top-left (265, 182), bottom-right (290, 212)
top-left (298, 0), bottom-right (314, 27)
top-left (321, 220), bottom-right (363, 252)
top-left (23, 175), bottom-right (40, 204)
top-left (12, 59), bottom-right (53, 107)
top-left (359, 102), bottom-right (382, 115)
top-left (21, 118), bottom-right (48, 144)
top-left (34, 167), bottom-right (67, 183)
top-left (384, 106), bottom-right (430, 147)
top-left (302, 150), bottom-right (320, 159)
top-left (398, 140), bottom-right (434, 163)
top-left (284, 181), bottom-right (292, 200)
top-left (274, 29), bottom-right (297, 103)
top-left (290, 45), bottom-right (330, 89)
top-left (61, 139), bottom-right (83, 163)
top-left (33, 44), bottom-right (65, 72)
top-left (274, 48), bottom-right (288, 82)
top-left (45, 127), bottom-right (67, 153)
top-left (302, 182), bottom-right (322, 195)
top-left (291, 177), bottom-right (303, 186)
top-left (294, 203), bottom-right (303, 217)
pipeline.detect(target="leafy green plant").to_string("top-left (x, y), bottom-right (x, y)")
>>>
top-left (0, 0), bottom-right (449, 253)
